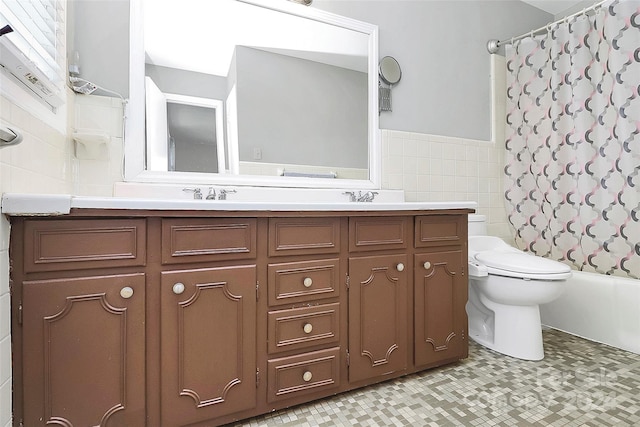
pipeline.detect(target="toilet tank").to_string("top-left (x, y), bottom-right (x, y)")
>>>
top-left (468, 214), bottom-right (487, 236)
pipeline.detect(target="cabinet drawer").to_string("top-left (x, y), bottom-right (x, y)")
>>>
top-left (269, 218), bottom-right (340, 257)
top-left (268, 259), bottom-right (340, 306)
top-left (267, 347), bottom-right (341, 403)
top-left (24, 219), bottom-right (146, 272)
top-left (268, 303), bottom-right (340, 354)
top-left (349, 217), bottom-right (409, 252)
top-left (162, 218), bottom-right (256, 264)
top-left (415, 215), bottom-right (465, 247)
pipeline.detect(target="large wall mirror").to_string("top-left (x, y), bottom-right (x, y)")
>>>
top-left (126, 0), bottom-right (380, 188)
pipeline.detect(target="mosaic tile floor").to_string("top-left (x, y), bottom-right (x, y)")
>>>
top-left (228, 329), bottom-right (640, 426)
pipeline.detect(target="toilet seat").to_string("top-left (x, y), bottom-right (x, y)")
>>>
top-left (474, 251), bottom-right (572, 280)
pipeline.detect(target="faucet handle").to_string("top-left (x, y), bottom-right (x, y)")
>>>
top-left (219, 189), bottom-right (237, 200)
top-left (343, 191), bottom-right (356, 202)
top-left (360, 191), bottom-right (378, 202)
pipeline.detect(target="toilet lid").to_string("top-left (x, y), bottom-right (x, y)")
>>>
top-left (475, 251), bottom-right (571, 276)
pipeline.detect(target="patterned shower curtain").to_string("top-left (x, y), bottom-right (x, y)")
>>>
top-left (504, 0), bottom-right (640, 279)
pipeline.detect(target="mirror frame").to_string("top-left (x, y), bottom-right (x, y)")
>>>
top-left (126, 0), bottom-right (380, 189)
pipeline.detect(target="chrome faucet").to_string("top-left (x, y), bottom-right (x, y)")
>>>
top-left (358, 191), bottom-right (378, 202)
top-left (183, 188), bottom-right (202, 200)
top-left (206, 187), bottom-right (217, 200)
top-left (344, 191), bottom-right (378, 202)
top-left (218, 189), bottom-right (237, 200)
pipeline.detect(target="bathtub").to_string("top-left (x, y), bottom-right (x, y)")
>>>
top-left (540, 270), bottom-right (640, 355)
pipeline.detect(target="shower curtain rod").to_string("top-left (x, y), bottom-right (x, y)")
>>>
top-left (486, 0), bottom-right (608, 53)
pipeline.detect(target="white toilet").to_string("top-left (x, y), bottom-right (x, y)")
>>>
top-left (466, 215), bottom-right (571, 361)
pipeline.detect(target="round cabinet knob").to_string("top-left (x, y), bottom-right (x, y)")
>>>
top-left (302, 371), bottom-right (313, 382)
top-left (303, 323), bottom-right (313, 334)
top-left (423, 261), bottom-right (432, 270)
top-left (120, 286), bottom-right (134, 299)
top-left (303, 277), bottom-right (313, 288)
top-left (396, 263), bottom-right (405, 272)
top-left (173, 282), bottom-right (185, 295)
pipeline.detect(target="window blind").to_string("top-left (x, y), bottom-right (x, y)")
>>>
top-left (0, 0), bottom-right (65, 99)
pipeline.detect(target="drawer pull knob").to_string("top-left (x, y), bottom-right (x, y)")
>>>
top-left (423, 261), bottom-right (432, 270)
top-left (396, 263), bottom-right (405, 272)
top-left (303, 323), bottom-right (313, 334)
top-left (173, 282), bottom-right (186, 295)
top-left (120, 286), bottom-right (134, 299)
top-left (303, 277), bottom-right (313, 288)
top-left (302, 371), bottom-right (313, 382)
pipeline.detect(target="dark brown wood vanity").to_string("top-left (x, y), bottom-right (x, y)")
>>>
top-left (9, 207), bottom-right (471, 426)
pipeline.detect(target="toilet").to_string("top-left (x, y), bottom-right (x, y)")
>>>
top-left (466, 215), bottom-right (571, 360)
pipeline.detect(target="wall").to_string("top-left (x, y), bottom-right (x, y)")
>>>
top-left (72, 0), bottom-right (552, 141)
top-left (380, 54), bottom-right (511, 242)
top-left (72, 95), bottom-right (126, 196)
top-left (382, 131), bottom-right (510, 239)
top-left (68, 0), bottom-right (130, 97)
top-left (311, 0), bottom-right (552, 141)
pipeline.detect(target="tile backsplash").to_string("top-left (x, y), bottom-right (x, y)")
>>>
top-left (381, 130), bottom-right (512, 241)
top-left (72, 94), bottom-right (126, 196)
top-left (0, 94), bottom-right (73, 195)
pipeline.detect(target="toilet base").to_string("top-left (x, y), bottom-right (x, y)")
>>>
top-left (471, 295), bottom-right (545, 361)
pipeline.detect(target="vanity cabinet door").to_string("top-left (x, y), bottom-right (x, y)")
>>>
top-left (348, 254), bottom-right (408, 383)
top-left (414, 250), bottom-right (468, 368)
top-left (160, 265), bottom-right (257, 426)
top-left (21, 274), bottom-right (146, 427)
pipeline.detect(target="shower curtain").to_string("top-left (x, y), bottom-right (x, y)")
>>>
top-left (504, 0), bottom-right (640, 279)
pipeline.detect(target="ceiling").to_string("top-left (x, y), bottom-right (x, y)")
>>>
top-left (521, 0), bottom-right (587, 16)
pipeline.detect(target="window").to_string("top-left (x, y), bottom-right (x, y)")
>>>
top-left (0, 0), bottom-right (65, 109)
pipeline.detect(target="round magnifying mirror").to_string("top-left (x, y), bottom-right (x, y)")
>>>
top-left (379, 56), bottom-right (402, 85)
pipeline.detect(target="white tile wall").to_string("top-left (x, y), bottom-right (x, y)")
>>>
top-left (381, 130), bottom-right (512, 241)
top-left (72, 95), bottom-right (126, 196)
top-left (0, 96), bottom-right (73, 195)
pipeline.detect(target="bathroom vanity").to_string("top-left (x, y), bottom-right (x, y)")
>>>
top-left (5, 195), bottom-right (474, 426)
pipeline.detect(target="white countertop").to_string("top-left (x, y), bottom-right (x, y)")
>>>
top-left (1, 193), bottom-right (477, 215)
